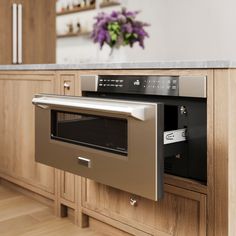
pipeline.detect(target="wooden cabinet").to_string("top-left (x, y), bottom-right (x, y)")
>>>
top-left (82, 180), bottom-right (206, 236)
top-left (0, 0), bottom-right (56, 64)
top-left (0, 71), bottom-right (57, 196)
top-left (0, 68), bottom-right (224, 236)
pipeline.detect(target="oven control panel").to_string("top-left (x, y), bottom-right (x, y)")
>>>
top-left (97, 75), bottom-right (179, 96)
top-left (80, 75), bottom-right (207, 98)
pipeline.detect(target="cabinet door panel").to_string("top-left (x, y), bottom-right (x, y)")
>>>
top-left (0, 0), bottom-right (55, 65)
top-left (20, 0), bottom-right (56, 64)
top-left (0, 0), bottom-right (14, 64)
top-left (82, 179), bottom-right (206, 236)
top-left (60, 171), bottom-right (75, 203)
top-left (0, 72), bottom-right (56, 193)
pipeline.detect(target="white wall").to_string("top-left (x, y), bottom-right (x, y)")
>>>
top-left (57, 0), bottom-right (236, 63)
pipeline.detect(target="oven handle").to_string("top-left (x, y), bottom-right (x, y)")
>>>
top-left (32, 95), bottom-right (152, 121)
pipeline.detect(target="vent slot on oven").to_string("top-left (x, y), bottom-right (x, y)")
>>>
top-left (51, 110), bottom-right (128, 156)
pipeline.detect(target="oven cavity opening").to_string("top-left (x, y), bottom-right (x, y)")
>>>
top-left (164, 105), bottom-right (178, 131)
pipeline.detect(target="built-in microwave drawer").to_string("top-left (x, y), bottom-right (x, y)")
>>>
top-left (33, 94), bottom-right (164, 201)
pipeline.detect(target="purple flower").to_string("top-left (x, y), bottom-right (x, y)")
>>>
top-left (91, 8), bottom-right (150, 50)
top-left (122, 22), bottom-right (132, 33)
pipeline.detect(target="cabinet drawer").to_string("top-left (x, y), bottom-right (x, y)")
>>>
top-left (82, 179), bottom-right (206, 236)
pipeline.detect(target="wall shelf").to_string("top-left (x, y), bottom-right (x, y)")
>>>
top-left (56, 4), bottom-right (96, 16)
top-left (100, 1), bottom-right (120, 8)
top-left (57, 31), bottom-right (91, 38)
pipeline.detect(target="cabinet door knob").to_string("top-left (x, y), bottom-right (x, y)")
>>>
top-left (64, 82), bottom-right (70, 90)
top-left (130, 197), bottom-right (138, 207)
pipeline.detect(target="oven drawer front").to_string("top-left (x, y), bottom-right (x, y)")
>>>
top-left (33, 94), bottom-right (164, 201)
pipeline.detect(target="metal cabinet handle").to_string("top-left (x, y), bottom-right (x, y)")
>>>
top-left (12, 4), bottom-right (17, 64)
top-left (64, 82), bottom-right (70, 90)
top-left (130, 197), bottom-right (138, 207)
top-left (17, 4), bottom-right (23, 64)
top-left (77, 157), bottom-right (91, 168)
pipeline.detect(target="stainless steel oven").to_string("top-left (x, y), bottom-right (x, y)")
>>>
top-left (32, 74), bottom-right (207, 201)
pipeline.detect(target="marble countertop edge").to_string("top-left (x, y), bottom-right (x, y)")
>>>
top-left (0, 60), bottom-right (236, 70)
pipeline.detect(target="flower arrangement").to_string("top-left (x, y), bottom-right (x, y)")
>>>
top-left (91, 8), bottom-right (149, 51)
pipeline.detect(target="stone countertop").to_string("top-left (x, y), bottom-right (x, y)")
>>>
top-left (0, 60), bottom-right (236, 70)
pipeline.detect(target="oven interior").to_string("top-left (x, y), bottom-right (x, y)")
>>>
top-left (84, 92), bottom-right (207, 183)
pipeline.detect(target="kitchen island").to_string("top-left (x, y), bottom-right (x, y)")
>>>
top-left (0, 61), bottom-right (235, 236)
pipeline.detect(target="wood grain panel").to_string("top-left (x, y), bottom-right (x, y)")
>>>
top-left (89, 218), bottom-right (133, 236)
top-left (0, 0), bottom-right (55, 64)
top-left (60, 171), bottom-right (75, 203)
top-left (20, 0), bottom-right (56, 63)
top-left (206, 69), bottom-right (215, 236)
top-left (82, 180), bottom-right (206, 236)
top-left (0, 0), bottom-right (14, 64)
top-left (0, 72), bottom-right (56, 194)
top-left (228, 69), bottom-right (236, 236)
top-left (213, 70), bottom-right (229, 236)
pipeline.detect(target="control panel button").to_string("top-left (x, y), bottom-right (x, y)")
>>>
top-left (134, 80), bottom-right (141, 86)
